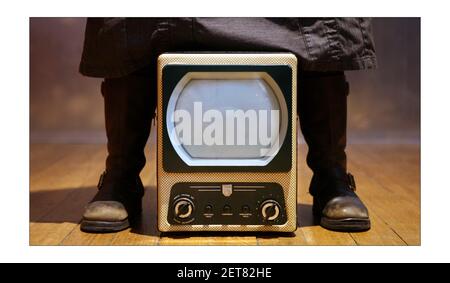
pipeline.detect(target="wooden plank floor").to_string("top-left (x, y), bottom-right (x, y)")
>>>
top-left (30, 129), bottom-right (420, 246)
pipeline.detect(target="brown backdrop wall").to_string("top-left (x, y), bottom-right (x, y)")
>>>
top-left (30, 18), bottom-right (420, 143)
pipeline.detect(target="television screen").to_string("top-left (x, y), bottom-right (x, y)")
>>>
top-left (166, 72), bottom-right (288, 166)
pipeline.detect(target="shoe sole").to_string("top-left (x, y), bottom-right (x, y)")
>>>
top-left (80, 219), bottom-right (130, 233)
top-left (320, 216), bottom-right (371, 232)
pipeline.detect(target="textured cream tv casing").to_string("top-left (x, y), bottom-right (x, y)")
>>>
top-left (157, 53), bottom-right (297, 232)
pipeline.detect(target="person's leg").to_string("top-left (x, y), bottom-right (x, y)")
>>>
top-left (298, 71), bottom-right (370, 231)
top-left (80, 65), bottom-right (156, 233)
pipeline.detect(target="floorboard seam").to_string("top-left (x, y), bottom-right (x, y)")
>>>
top-left (348, 233), bottom-right (359, 246)
top-left (58, 224), bottom-right (81, 245)
top-left (388, 226), bottom-right (408, 246)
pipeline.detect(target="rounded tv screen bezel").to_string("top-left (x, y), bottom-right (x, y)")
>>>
top-left (162, 64), bottom-right (293, 173)
top-left (166, 71), bottom-right (289, 167)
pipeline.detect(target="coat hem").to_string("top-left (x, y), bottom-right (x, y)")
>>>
top-left (79, 55), bottom-right (377, 79)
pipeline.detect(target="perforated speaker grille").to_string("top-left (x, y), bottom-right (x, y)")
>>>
top-left (157, 53), bottom-right (297, 232)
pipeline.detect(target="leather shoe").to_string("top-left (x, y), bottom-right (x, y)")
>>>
top-left (311, 168), bottom-right (370, 232)
top-left (80, 170), bottom-right (144, 233)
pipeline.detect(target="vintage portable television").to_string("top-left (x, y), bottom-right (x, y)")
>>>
top-left (157, 53), bottom-right (297, 232)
